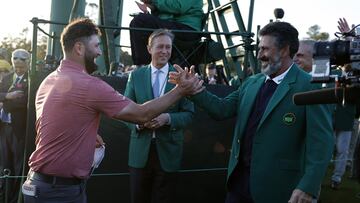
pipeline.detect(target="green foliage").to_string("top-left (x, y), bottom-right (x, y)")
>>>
top-left (0, 28), bottom-right (47, 61)
top-left (120, 49), bottom-right (133, 66)
top-left (306, 25), bottom-right (330, 41)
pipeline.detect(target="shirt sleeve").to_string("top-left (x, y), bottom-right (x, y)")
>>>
top-left (86, 77), bottom-right (131, 118)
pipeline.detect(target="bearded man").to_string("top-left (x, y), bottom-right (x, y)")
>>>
top-left (21, 18), bottom-right (198, 203)
top-left (170, 21), bottom-right (334, 203)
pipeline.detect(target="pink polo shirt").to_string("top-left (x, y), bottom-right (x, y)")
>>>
top-left (28, 59), bottom-right (130, 178)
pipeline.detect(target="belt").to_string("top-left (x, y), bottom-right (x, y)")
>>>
top-left (28, 171), bottom-right (83, 185)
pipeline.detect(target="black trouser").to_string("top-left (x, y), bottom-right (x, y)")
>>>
top-left (225, 163), bottom-right (254, 203)
top-left (0, 122), bottom-right (25, 203)
top-left (129, 13), bottom-right (200, 65)
top-left (129, 141), bottom-right (177, 203)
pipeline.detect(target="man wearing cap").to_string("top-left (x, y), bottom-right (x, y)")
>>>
top-left (0, 49), bottom-right (29, 203)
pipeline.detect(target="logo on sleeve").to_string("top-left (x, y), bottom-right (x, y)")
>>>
top-left (283, 113), bottom-right (296, 125)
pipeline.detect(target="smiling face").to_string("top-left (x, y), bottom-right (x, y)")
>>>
top-left (293, 42), bottom-right (313, 72)
top-left (257, 35), bottom-right (283, 76)
top-left (82, 35), bottom-right (102, 74)
top-left (147, 34), bottom-right (172, 68)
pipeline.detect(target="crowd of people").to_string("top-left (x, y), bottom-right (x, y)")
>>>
top-left (0, 2), bottom-right (359, 203)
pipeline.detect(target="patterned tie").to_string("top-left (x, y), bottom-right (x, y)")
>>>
top-left (14, 76), bottom-right (21, 85)
top-left (153, 70), bottom-right (162, 98)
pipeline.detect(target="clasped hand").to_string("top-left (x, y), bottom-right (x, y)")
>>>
top-left (169, 64), bottom-right (205, 96)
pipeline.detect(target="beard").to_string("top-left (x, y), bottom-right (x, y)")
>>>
top-left (261, 54), bottom-right (282, 76)
top-left (84, 50), bottom-right (98, 74)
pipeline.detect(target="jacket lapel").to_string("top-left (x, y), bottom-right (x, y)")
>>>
top-left (258, 65), bottom-right (298, 128)
top-left (144, 65), bottom-right (154, 100)
top-left (237, 75), bottom-right (265, 137)
top-left (164, 65), bottom-right (175, 93)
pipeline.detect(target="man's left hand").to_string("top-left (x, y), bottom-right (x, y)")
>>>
top-left (144, 113), bottom-right (169, 129)
top-left (169, 64), bottom-right (205, 96)
top-left (96, 134), bottom-right (105, 148)
top-left (135, 1), bottom-right (149, 13)
top-left (288, 189), bottom-right (313, 203)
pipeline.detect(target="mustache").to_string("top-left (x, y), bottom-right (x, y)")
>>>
top-left (259, 56), bottom-right (269, 62)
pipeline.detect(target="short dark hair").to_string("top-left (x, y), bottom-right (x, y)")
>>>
top-left (259, 21), bottom-right (299, 58)
top-left (147, 29), bottom-right (174, 47)
top-left (60, 18), bottom-right (101, 53)
top-left (206, 63), bottom-right (216, 70)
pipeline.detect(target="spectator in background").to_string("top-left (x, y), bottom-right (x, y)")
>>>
top-left (110, 62), bottom-right (126, 77)
top-left (204, 63), bottom-right (227, 85)
top-left (0, 60), bottom-right (11, 81)
top-left (0, 48), bottom-right (8, 61)
top-left (0, 49), bottom-right (29, 203)
top-left (331, 64), bottom-right (356, 190)
top-left (293, 40), bottom-right (315, 73)
top-left (337, 17), bottom-right (360, 178)
top-left (129, 0), bottom-right (204, 65)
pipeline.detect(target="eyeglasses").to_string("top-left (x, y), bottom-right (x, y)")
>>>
top-left (13, 57), bottom-right (27, 61)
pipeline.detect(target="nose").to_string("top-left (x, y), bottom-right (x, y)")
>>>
top-left (257, 50), bottom-right (263, 60)
top-left (96, 48), bottom-right (102, 56)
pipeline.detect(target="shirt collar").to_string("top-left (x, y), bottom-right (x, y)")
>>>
top-left (265, 63), bottom-right (294, 84)
top-left (59, 59), bottom-right (86, 72)
top-left (14, 74), bottom-right (24, 79)
top-left (151, 63), bottom-right (169, 74)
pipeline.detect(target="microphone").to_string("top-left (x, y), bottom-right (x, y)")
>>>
top-left (293, 86), bottom-right (360, 105)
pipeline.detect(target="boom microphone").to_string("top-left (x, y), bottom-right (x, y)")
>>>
top-left (293, 86), bottom-right (360, 105)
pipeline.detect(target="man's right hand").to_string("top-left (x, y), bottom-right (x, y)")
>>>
top-left (169, 64), bottom-right (205, 96)
top-left (338, 18), bottom-right (351, 33)
top-left (5, 90), bottom-right (24, 100)
top-left (135, 1), bottom-right (149, 13)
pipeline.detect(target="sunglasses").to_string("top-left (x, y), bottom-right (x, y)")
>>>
top-left (13, 57), bottom-right (27, 61)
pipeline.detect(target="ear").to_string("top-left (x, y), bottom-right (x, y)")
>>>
top-left (280, 45), bottom-right (290, 58)
top-left (147, 45), bottom-right (152, 55)
top-left (74, 42), bottom-right (85, 56)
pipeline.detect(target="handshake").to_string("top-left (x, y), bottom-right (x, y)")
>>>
top-left (168, 64), bottom-right (205, 96)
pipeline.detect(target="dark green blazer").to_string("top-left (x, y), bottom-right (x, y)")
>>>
top-left (124, 64), bottom-right (194, 172)
top-left (191, 64), bottom-right (334, 202)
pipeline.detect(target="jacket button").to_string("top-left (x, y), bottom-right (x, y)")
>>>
top-left (237, 139), bottom-right (240, 144)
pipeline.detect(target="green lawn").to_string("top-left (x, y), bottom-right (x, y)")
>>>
top-left (319, 165), bottom-right (360, 203)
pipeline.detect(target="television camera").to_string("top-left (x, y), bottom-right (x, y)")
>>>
top-left (293, 24), bottom-right (360, 105)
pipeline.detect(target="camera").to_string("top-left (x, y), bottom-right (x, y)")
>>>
top-left (293, 25), bottom-right (360, 105)
top-left (311, 26), bottom-right (360, 83)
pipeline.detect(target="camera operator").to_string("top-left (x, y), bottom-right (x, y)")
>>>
top-left (294, 40), bottom-right (315, 73)
top-left (294, 36), bottom-right (357, 191)
top-left (331, 64), bottom-right (357, 190)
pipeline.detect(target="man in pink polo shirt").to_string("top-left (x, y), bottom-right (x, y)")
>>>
top-left (21, 18), bottom-right (200, 203)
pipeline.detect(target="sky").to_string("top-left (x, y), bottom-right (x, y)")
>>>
top-left (0, 0), bottom-right (359, 47)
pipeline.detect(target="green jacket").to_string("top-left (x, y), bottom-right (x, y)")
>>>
top-left (124, 64), bottom-right (194, 172)
top-left (152, 0), bottom-right (204, 30)
top-left (190, 64), bottom-right (334, 202)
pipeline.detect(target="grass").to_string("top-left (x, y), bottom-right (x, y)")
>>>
top-left (319, 164), bottom-right (360, 203)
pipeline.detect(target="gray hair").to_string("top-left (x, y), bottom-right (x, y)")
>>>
top-left (299, 40), bottom-right (316, 54)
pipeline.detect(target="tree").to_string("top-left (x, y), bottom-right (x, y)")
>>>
top-left (306, 25), bottom-right (329, 41)
top-left (0, 28), bottom-right (47, 62)
top-left (120, 50), bottom-right (133, 66)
